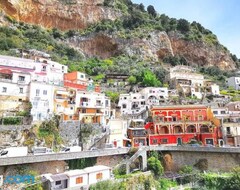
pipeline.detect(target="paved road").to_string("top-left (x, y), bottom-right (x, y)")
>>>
top-left (0, 146), bottom-right (239, 166)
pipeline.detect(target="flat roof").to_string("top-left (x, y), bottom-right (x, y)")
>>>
top-left (83, 165), bottom-right (111, 173)
top-left (64, 169), bottom-right (86, 177)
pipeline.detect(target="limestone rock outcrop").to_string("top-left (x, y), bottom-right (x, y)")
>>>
top-left (1, 0), bottom-right (121, 30)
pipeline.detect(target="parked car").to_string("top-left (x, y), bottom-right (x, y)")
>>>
top-left (90, 147), bottom-right (98, 151)
top-left (0, 147), bottom-right (28, 157)
top-left (33, 147), bottom-right (53, 155)
top-left (61, 146), bottom-right (82, 153)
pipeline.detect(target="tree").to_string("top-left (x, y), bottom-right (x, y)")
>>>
top-left (142, 70), bottom-right (161, 87)
top-left (147, 5), bottom-right (157, 17)
top-left (147, 156), bottom-right (164, 177)
top-left (138, 3), bottom-right (145, 12)
top-left (127, 75), bottom-right (137, 85)
top-left (177, 19), bottom-right (190, 33)
top-left (223, 167), bottom-right (240, 190)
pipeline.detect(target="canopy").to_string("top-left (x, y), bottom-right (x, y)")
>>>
top-left (0, 69), bottom-right (12, 75)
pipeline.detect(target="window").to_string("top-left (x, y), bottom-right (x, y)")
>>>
top-left (96, 173), bottom-right (103, 180)
top-left (19, 88), bottom-right (23, 94)
top-left (153, 139), bottom-right (158, 144)
top-left (70, 107), bottom-right (73, 110)
top-left (43, 90), bottom-right (47, 95)
top-left (36, 89), bottom-right (40, 96)
top-left (161, 139), bottom-right (168, 143)
top-left (55, 181), bottom-right (61, 185)
top-left (42, 66), bottom-right (46, 71)
top-left (226, 127), bottom-right (231, 135)
top-left (213, 111), bottom-right (218, 115)
top-left (220, 111), bottom-right (226, 114)
top-left (2, 87), bottom-right (7, 93)
top-left (82, 109), bottom-right (86, 113)
top-left (122, 104), bottom-right (127, 109)
top-left (18, 76), bottom-right (25, 81)
top-left (76, 177), bottom-right (83, 184)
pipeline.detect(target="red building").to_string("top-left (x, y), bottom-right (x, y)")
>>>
top-left (145, 105), bottom-right (221, 146)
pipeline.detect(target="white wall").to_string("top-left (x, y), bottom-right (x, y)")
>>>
top-left (68, 174), bottom-right (88, 188)
top-left (29, 82), bottom-right (55, 121)
top-left (88, 169), bottom-right (111, 185)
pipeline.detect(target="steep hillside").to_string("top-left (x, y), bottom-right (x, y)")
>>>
top-left (0, 0), bottom-right (239, 71)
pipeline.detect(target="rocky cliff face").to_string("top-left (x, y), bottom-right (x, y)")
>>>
top-left (67, 31), bottom-right (174, 61)
top-left (168, 32), bottom-right (236, 70)
top-left (0, 0), bottom-right (121, 30)
top-left (66, 30), bottom-right (236, 70)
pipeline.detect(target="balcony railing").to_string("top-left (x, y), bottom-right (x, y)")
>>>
top-left (153, 120), bottom-right (211, 125)
top-left (0, 78), bottom-right (12, 83)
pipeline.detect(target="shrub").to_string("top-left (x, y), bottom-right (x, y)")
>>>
top-left (147, 156), bottom-right (164, 177)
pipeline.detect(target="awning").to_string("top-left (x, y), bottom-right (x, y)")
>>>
top-left (0, 69), bottom-right (12, 75)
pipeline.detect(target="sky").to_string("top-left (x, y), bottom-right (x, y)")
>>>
top-left (132, 0), bottom-right (240, 58)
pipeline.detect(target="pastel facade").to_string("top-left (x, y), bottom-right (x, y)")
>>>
top-left (76, 91), bottom-right (111, 125)
top-left (0, 69), bottom-right (31, 115)
top-left (0, 55), bottom-right (68, 120)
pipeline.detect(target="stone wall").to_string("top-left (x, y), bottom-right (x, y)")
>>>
top-left (163, 151), bottom-right (240, 172)
top-left (59, 121), bottom-right (81, 146)
top-left (0, 125), bottom-right (31, 132)
top-left (59, 121), bottom-right (103, 150)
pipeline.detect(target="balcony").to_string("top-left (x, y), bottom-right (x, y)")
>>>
top-left (17, 80), bottom-right (26, 85)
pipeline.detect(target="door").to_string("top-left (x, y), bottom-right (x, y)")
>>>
top-left (177, 138), bottom-right (182, 146)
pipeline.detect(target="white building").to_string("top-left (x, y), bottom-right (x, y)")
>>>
top-left (227, 77), bottom-right (240, 90)
top-left (0, 55), bottom-right (68, 120)
top-left (168, 66), bottom-right (220, 99)
top-left (29, 82), bottom-right (56, 121)
top-left (42, 165), bottom-right (111, 190)
top-left (108, 119), bottom-right (129, 147)
top-left (118, 87), bottom-right (168, 118)
top-left (0, 55), bottom-right (67, 85)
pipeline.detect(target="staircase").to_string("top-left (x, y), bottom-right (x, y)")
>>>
top-left (118, 146), bottom-right (148, 174)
